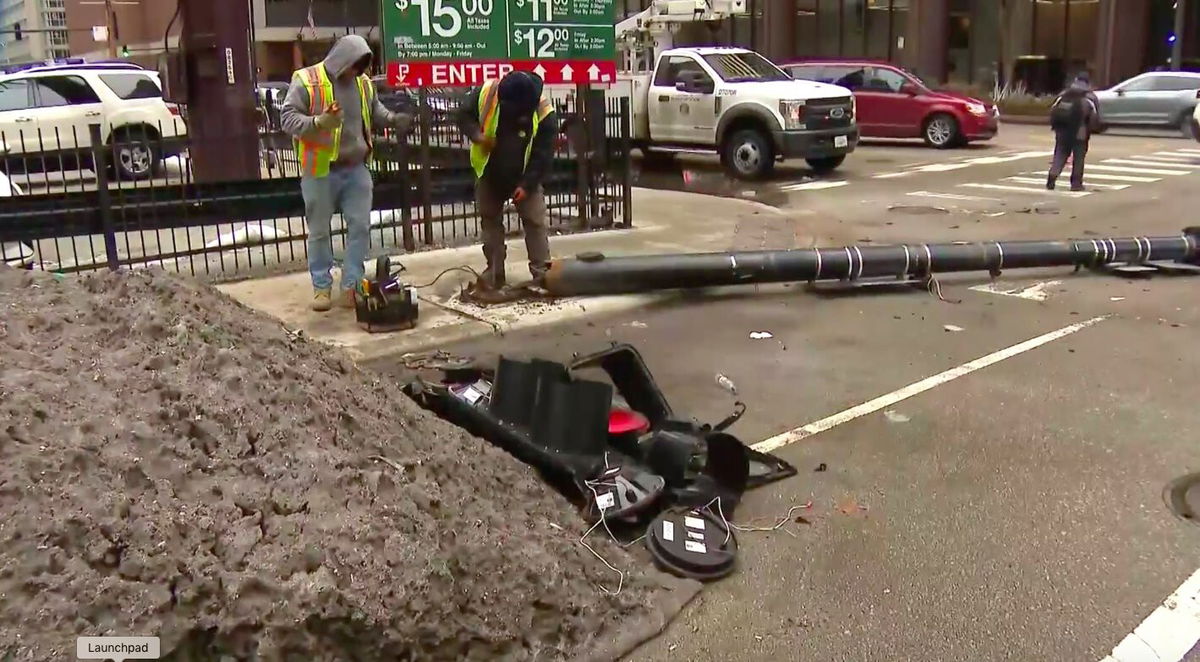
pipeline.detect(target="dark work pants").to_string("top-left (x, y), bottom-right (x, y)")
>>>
top-left (1048, 132), bottom-right (1088, 190)
top-left (475, 178), bottom-right (550, 285)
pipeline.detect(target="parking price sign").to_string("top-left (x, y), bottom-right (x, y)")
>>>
top-left (383, 0), bottom-right (617, 87)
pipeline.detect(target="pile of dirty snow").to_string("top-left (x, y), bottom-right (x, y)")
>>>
top-left (0, 267), bottom-right (693, 661)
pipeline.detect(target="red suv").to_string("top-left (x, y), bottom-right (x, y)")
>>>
top-left (783, 61), bottom-right (999, 148)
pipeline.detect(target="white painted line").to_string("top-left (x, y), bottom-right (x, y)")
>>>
top-left (960, 183), bottom-right (1091, 197)
top-left (961, 150), bottom-right (1054, 165)
top-left (1146, 152), bottom-right (1200, 161)
top-left (1172, 148), bottom-right (1200, 155)
top-left (1006, 176), bottom-right (1129, 190)
top-left (751, 316), bottom-right (1110, 453)
top-left (1101, 159), bottom-right (1194, 171)
top-left (1018, 171), bottom-right (1161, 183)
top-left (780, 180), bottom-right (849, 192)
top-left (969, 280), bottom-right (1062, 301)
top-left (913, 163), bottom-right (973, 172)
top-left (1102, 568), bottom-right (1200, 662)
top-left (1090, 164), bottom-right (1190, 176)
top-left (906, 190), bottom-right (1002, 202)
top-left (873, 172), bottom-right (913, 179)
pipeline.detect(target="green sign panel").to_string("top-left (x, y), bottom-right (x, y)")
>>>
top-left (383, 0), bottom-right (616, 64)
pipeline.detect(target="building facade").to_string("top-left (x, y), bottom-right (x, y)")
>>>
top-left (1, 0), bottom-right (70, 64)
top-left (64, 0), bottom-right (378, 81)
top-left (621, 0), bottom-right (1198, 92)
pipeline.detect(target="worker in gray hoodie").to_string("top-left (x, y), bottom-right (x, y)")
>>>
top-left (280, 35), bottom-right (412, 311)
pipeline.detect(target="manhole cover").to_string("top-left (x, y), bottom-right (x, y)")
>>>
top-left (1164, 473), bottom-right (1200, 524)
top-left (887, 205), bottom-right (950, 215)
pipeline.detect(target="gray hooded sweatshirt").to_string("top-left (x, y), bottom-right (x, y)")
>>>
top-left (280, 35), bottom-right (409, 171)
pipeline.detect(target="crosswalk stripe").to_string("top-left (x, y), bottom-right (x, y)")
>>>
top-left (960, 183), bottom-right (1091, 197)
top-left (779, 180), bottom-right (849, 192)
top-left (1090, 164), bottom-right (1190, 176)
top-left (873, 172), bottom-right (912, 179)
top-left (1172, 148), bottom-right (1200, 155)
top-left (1101, 158), bottom-right (1195, 170)
top-left (1020, 171), bottom-right (1160, 183)
top-left (1005, 176), bottom-right (1129, 190)
top-left (906, 190), bottom-right (1003, 202)
top-left (1128, 155), bottom-right (1200, 164)
top-left (1150, 152), bottom-right (1200, 160)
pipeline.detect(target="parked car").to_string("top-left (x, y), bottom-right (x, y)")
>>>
top-left (1193, 102), bottom-right (1200, 143)
top-left (0, 170), bottom-right (35, 268)
top-left (783, 60), bottom-right (998, 148)
top-left (0, 62), bottom-right (185, 180)
top-left (1093, 71), bottom-right (1200, 137)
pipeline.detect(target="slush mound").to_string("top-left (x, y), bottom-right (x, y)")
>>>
top-left (0, 267), bottom-right (685, 661)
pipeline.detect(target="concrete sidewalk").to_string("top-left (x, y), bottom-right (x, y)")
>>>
top-left (217, 187), bottom-right (797, 361)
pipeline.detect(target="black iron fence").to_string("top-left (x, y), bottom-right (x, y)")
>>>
top-left (0, 89), bottom-right (632, 281)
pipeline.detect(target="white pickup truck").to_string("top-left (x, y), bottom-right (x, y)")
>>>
top-left (605, 47), bottom-right (858, 179)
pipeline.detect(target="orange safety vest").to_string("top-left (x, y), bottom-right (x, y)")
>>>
top-left (470, 78), bottom-right (555, 179)
top-left (293, 63), bottom-right (375, 177)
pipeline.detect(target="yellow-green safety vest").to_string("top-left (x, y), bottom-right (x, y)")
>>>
top-left (293, 63), bottom-right (375, 178)
top-left (470, 78), bottom-right (555, 179)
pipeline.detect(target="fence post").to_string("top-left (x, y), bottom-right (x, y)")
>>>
top-left (574, 84), bottom-right (591, 229)
top-left (619, 97), bottom-right (633, 228)
top-left (418, 88), bottom-right (435, 245)
top-left (89, 123), bottom-right (120, 270)
top-left (399, 142), bottom-right (416, 251)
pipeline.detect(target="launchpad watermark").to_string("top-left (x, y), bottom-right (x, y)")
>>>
top-left (76, 637), bottom-right (160, 660)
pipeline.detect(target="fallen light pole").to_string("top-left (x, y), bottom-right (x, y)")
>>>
top-left (541, 228), bottom-right (1200, 297)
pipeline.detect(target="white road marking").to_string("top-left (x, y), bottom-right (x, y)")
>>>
top-left (1172, 148), bottom-right (1200, 155)
top-left (1006, 176), bottom-right (1129, 190)
top-left (779, 180), bottom-right (849, 192)
top-left (906, 190), bottom-right (1003, 202)
top-left (969, 280), bottom-right (1062, 301)
top-left (1019, 171), bottom-right (1161, 183)
top-left (873, 151), bottom-right (1054, 179)
top-left (1101, 159), bottom-right (1195, 171)
top-left (960, 182), bottom-right (1092, 197)
top-left (1100, 568), bottom-right (1200, 662)
top-left (751, 316), bottom-right (1110, 453)
top-left (1145, 153), bottom-right (1200, 161)
top-left (1090, 164), bottom-right (1190, 176)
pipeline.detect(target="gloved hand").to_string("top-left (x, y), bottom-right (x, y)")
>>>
top-left (314, 101), bottom-right (342, 131)
top-left (393, 112), bottom-right (416, 136)
top-left (474, 133), bottom-right (496, 153)
top-left (511, 186), bottom-right (528, 203)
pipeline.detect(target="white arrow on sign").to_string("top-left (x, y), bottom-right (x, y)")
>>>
top-left (560, 64), bottom-right (573, 82)
top-left (588, 64), bottom-right (601, 81)
top-left (533, 64), bottom-right (547, 79)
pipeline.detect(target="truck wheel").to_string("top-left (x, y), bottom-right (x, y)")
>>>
top-left (722, 129), bottom-right (775, 180)
top-left (923, 114), bottom-right (960, 149)
top-left (806, 155), bottom-right (846, 173)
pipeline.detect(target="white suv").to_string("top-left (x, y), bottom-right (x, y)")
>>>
top-left (0, 63), bottom-right (185, 180)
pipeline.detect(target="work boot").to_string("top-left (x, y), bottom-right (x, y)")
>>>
top-left (1046, 177), bottom-right (1056, 191)
top-left (312, 288), bottom-right (333, 312)
top-left (479, 267), bottom-right (506, 290)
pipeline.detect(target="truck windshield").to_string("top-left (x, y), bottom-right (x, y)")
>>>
top-left (702, 52), bottom-right (791, 83)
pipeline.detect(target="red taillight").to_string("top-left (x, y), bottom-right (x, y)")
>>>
top-left (1195, 90), bottom-right (1200, 100)
top-left (166, 103), bottom-right (181, 116)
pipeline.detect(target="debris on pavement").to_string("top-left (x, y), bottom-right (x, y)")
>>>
top-left (715, 373), bottom-right (739, 396)
top-left (1110, 297), bottom-right (1126, 302)
top-left (884, 410), bottom-right (911, 423)
top-left (403, 344), bottom-right (799, 584)
top-left (943, 324), bottom-right (965, 332)
top-left (749, 331), bottom-right (774, 339)
top-left (400, 349), bottom-right (474, 371)
top-left (0, 267), bottom-right (686, 662)
top-left (628, 320), bottom-right (649, 328)
top-left (815, 463), bottom-right (828, 472)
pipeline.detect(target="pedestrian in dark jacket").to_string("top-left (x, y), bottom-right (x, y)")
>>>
top-left (1047, 74), bottom-right (1101, 192)
top-left (456, 71), bottom-right (559, 289)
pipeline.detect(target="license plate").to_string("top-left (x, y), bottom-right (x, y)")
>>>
top-left (834, 135), bottom-right (849, 148)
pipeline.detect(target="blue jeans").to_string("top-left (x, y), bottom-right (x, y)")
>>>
top-left (301, 164), bottom-right (372, 291)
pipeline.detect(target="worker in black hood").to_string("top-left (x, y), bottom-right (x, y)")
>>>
top-left (456, 71), bottom-right (559, 289)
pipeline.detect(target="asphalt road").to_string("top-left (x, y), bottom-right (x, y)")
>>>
top-left (375, 124), bottom-right (1200, 661)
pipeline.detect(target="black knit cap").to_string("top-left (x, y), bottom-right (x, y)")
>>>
top-left (497, 71), bottom-right (542, 112)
